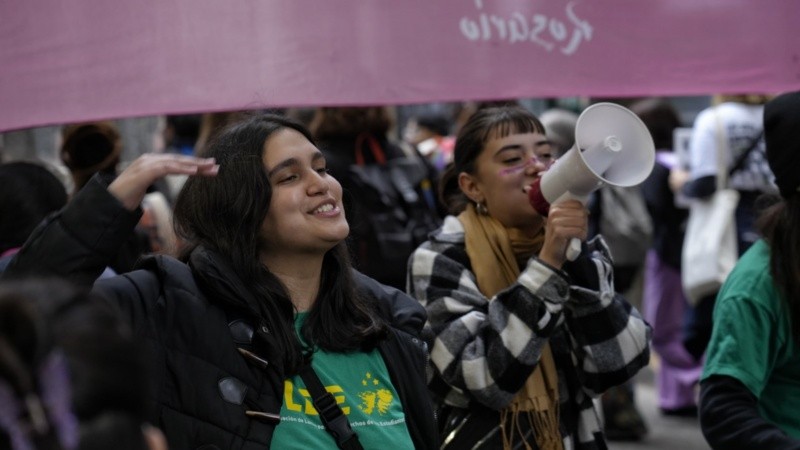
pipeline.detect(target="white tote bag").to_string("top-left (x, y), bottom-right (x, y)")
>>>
top-left (681, 111), bottom-right (739, 305)
top-left (681, 189), bottom-right (739, 305)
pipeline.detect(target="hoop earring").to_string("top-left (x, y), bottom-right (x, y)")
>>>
top-left (476, 202), bottom-right (488, 215)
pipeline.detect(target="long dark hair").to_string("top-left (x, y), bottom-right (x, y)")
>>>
top-left (172, 114), bottom-right (387, 375)
top-left (757, 194), bottom-right (800, 341)
top-left (439, 106), bottom-right (546, 215)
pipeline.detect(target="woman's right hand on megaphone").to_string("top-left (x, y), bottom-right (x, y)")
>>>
top-left (109, 154), bottom-right (219, 211)
top-left (538, 199), bottom-right (588, 269)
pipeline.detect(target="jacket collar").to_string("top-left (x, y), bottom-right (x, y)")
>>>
top-left (188, 246), bottom-right (263, 318)
top-left (428, 215), bottom-right (465, 245)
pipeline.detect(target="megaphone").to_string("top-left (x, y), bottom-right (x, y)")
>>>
top-left (528, 102), bottom-right (655, 260)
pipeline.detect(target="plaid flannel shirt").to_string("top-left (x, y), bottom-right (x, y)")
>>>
top-left (407, 216), bottom-right (651, 449)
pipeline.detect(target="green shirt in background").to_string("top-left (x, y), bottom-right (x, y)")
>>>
top-left (270, 312), bottom-right (415, 449)
top-left (702, 239), bottom-right (800, 437)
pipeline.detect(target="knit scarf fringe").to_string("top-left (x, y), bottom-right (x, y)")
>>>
top-left (499, 365), bottom-right (563, 450)
top-left (500, 403), bottom-right (561, 450)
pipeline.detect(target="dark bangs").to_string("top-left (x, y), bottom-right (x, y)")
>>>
top-left (478, 107), bottom-right (546, 146)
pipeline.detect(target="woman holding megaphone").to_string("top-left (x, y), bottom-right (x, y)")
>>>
top-left (407, 105), bottom-right (651, 450)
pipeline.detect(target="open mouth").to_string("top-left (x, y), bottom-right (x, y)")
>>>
top-left (313, 203), bottom-right (335, 214)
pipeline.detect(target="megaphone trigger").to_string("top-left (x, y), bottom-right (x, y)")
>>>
top-left (566, 239), bottom-right (582, 261)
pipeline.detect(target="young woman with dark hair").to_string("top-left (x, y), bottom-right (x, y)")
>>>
top-left (4, 114), bottom-right (436, 449)
top-left (171, 115), bottom-right (390, 374)
top-left (408, 106), bottom-right (651, 449)
top-left (700, 91), bottom-right (800, 449)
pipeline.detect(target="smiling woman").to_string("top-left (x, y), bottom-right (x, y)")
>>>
top-left (258, 128), bottom-right (350, 272)
top-left (2, 114), bottom-right (437, 450)
top-left (407, 105), bottom-right (651, 450)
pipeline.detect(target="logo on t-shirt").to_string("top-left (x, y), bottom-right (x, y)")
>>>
top-left (270, 348), bottom-right (415, 449)
top-left (358, 372), bottom-right (394, 415)
top-left (282, 371), bottom-right (397, 418)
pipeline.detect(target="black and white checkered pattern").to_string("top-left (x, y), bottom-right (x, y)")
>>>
top-left (407, 216), bottom-right (651, 449)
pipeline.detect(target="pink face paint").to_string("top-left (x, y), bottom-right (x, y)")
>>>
top-left (498, 165), bottom-right (526, 176)
top-left (498, 156), bottom-right (539, 176)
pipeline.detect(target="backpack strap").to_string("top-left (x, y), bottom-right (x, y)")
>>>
top-left (354, 133), bottom-right (387, 166)
top-left (298, 362), bottom-right (364, 450)
top-left (727, 130), bottom-right (763, 177)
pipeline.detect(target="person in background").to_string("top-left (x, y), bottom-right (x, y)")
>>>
top-left (62, 122), bottom-right (178, 259)
top-left (310, 106), bottom-right (409, 183)
top-left (538, 108), bottom-right (578, 159)
top-left (699, 91), bottom-right (800, 449)
top-left (408, 105), bottom-right (650, 449)
top-left (403, 111), bottom-right (455, 174)
top-left (60, 123), bottom-right (156, 269)
top-left (60, 122), bottom-right (123, 194)
top-left (161, 115), bottom-right (202, 198)
top-left (681, 93), bottom-right (776, 360)
top-left (0, 278), bottom-right (167, 450)
top-left (3, 114), bottom-right (436, 449)
top-left (194, 110), bottom-right (251, 157)
top-left (632, 98), bottom-right (703, 417)
top-left (310, 106), bottom-right (442, 290)
top-left (0, 162), bottom-right (68, 272)
top-left (163, 115), bottom-right (201, 157)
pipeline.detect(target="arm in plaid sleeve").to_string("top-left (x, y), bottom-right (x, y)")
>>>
top-left (560, 236), bottom-right (652, 397)
top-left (407, 226), bottom-right (573, 410)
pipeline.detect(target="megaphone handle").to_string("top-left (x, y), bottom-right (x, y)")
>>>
top-left (566, 238), bottom-right (581, 261)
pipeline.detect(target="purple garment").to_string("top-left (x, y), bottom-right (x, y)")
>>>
top-left (643, 250), bottom-right (703, 410)
top-left (655, 150), bottom-right (679, 170)
top-left (0, 351), bottom-right (78, 450)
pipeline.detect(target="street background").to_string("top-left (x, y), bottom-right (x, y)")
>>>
top-left (610, 359), bottom-right (709, 450)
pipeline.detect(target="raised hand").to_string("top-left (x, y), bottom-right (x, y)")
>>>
top-left (108, 154), bottom-right (219, 211)
top-left (537, 199), bottom-right (588, 269)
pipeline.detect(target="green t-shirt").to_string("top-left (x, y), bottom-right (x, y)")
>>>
top-left (270, 313), bottom-right (415, 449)
top-left (702, 240), bottom-right (800, 437)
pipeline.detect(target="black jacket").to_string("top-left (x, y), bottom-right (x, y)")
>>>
top-left (4, 177), bottom-right (437, 450)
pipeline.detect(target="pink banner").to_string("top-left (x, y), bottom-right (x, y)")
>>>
top-left (1, 0), bottom-right (799, 131)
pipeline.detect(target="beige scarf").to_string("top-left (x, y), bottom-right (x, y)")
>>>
top-left (459, 203), bottom-right (563, 450)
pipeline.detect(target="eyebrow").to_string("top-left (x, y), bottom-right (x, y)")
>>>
top-left (267, 152), bottom-right (325, 178)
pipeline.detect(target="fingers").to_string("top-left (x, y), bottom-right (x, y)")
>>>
top-left (537, 200), bottom-right (588, 268)
top-left (159, 159), bottom-right (218, 177)
top-left (130, 154), bottom-right (218, 178)
top-left (109, 154), bottom-right (219, 211)
top-left (546, 201), bottom-right (589, 241)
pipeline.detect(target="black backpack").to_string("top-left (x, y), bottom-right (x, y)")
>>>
top-left (343, 133), bottom-right (442, 290)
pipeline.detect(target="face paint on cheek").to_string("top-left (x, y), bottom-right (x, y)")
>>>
top-left (497, 156), bottom-right (549, 177)
top-left (498, 165), bottom-right (526, 177)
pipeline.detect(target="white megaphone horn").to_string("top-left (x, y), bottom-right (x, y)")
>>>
top-left (527, 102), bottom-right (655, 261)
